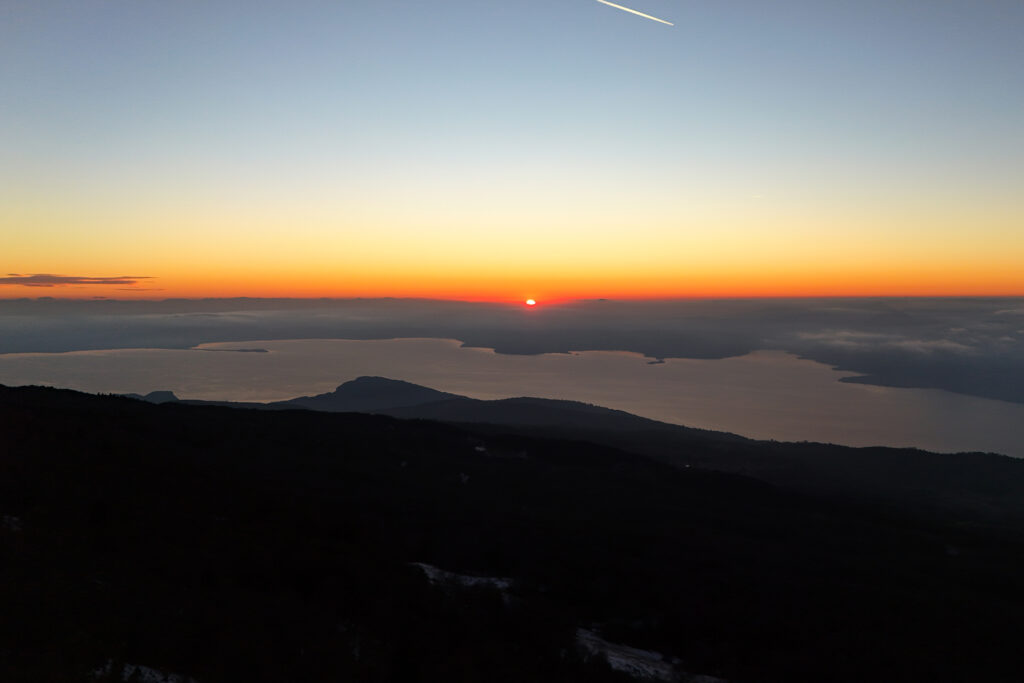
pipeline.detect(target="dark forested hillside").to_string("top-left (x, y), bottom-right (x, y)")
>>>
top-left (270, 377), bottom-right (1024, 525)
top-left (3, 384), bottom-right (1024, 682)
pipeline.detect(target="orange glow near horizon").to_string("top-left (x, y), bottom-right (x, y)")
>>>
top-left (5, 200), bottom-right (1023, 301)
top-left (5, 153), bottom-right (1023, 302)
top-left (2, 263), bottom-right (1023, 302)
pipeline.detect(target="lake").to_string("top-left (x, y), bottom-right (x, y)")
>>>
top-left (1, 337), bottom-right (1022, 457)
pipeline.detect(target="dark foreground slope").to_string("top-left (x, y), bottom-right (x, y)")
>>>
top-left (259, 377), bottom-right (1024, 524)
top-left (3, 385), bottom-right (1024, 682)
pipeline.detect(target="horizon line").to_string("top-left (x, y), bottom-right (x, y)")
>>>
top-left (2, 293), bottom-right (1023, 304)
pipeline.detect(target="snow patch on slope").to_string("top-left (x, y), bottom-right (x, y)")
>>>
top-left (577, 628), bottom-right (679, 681)
top-left (93, 660), bottom-right (198, 682)
top-left (576, 628), bottom-right (727, 682)
top-left (412, 562), bottom-right (512, 591)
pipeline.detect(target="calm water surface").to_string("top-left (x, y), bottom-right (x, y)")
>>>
top-left (1, 337), bottom-right (1021, 457)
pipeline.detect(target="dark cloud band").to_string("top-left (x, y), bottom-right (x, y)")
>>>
top-left (0, 274), bottom-right (153, 288)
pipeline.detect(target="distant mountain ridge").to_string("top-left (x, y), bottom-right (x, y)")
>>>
top-left (128, 376), bottom-right (734, 439)
top-left (274, 376), bottom-right (461, 413)
top-left (268, 377), bottom-right (738, 440)
top-left (121, 390), bottom-right (181, 404)
top-left (120, 376), bottom-right (1024, 525)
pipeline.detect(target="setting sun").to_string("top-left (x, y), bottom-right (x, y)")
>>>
top-left (525, 299), bottom-right (537, 306)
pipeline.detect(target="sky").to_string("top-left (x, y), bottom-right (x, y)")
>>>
top-left (2, 0), bottom-right (1023, 300)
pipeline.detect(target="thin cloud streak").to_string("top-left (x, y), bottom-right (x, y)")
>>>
top-left (594, 0), bottom-right (673, 26)
top-left (0, 274), bottom-right (154, 288)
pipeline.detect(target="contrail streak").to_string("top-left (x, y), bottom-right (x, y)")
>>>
top-left (594, 0), bottom-right (673, 26)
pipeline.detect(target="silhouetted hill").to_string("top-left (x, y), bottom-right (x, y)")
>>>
top-left (174, 376), bottom-right (1024, 525)
top-left (4, 383), bottom-right (1024, 682)
top-left (121, 390), bottom-right (180, 404)
top-left (383, 395), bottom-right (732, 435)
top-left (252, 376), bottom-right (742, 442)
top-left (272, 376), bottom-right (461, 412)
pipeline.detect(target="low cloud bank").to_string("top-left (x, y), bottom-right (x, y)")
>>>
top-left (1, 297), bottom-right (1021, 404)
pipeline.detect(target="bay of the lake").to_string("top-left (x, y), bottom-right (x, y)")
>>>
top-left (1, 337), bottom-right (1021, 458)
